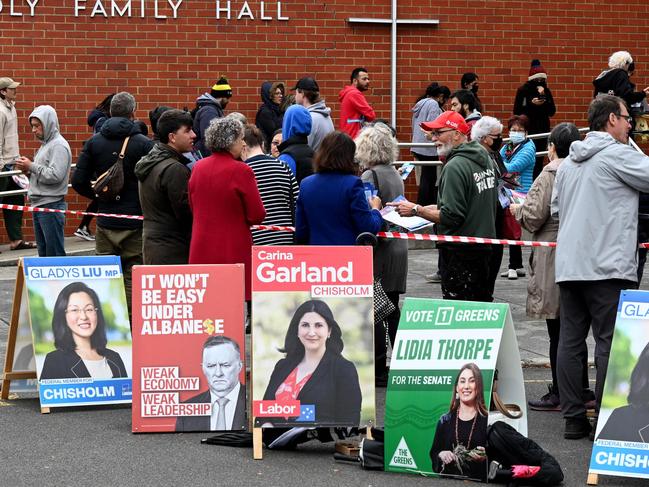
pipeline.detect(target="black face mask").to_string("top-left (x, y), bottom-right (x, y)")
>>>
top-left (471, 85), bottom-right (479, 95)
top-left (490, 136), bottom-right (503, 152)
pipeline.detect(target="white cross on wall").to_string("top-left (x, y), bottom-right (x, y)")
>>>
top-left (348, 0), bottom-right (439, 129)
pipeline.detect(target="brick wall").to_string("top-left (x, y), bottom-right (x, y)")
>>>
top-left (0, 0), bottom-right (647, 242)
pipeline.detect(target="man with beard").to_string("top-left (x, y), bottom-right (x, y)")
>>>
top-left (513, 60), bottom-right (556, 179)
top-left (338, 67), bottom-right (376, 139)
top-left (389, 111), bottom-right (498, 302)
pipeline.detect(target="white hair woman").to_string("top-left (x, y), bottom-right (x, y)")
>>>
top-left (188, 117), bottom-right (266, 302)
top-left (594, 50), bottom-right (649, 110)
top-left (356, 122), bottom-right (407, 386)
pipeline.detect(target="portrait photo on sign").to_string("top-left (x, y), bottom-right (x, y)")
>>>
top-left (27, 279), bottom-right (132, 381)
top-left (596, 320), bottom-right (649, 444)
top-left (252, 292), bottom-right (375, 427)
top-left (174, 335), bottom-right (246, 432)
top-left (429, 362), bottom-right (489, 481)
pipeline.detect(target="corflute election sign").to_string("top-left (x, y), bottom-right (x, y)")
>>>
top-left (385, 298), bottom-right (510, 480)
top-left (131, 265), bottom-right (245, 433)
top-left (589, 290), bottom-right (649, 481)
top-left (251, 246), bottom-right (376, 428)
top-left (24, 256), bottom-right (132, 408)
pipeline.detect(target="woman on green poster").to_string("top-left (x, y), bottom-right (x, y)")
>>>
top-left (430, 362), bottom-right (488, 480)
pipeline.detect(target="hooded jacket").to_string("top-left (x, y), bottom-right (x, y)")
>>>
top-left (410, 98), bottom-right (442, 157)
top-left (0, 96), bottom-right (18, 166)
top-left (551, 131), bottom-right (649, 283)
top-left (72, 117), bottom-right (153, 230)
top-left (255, 81), bottom-right (284, 146)
top-left (338, 85), bottom-right (376, 139)
top-left (27, 105), bottom-right (71, 207)
top-left (593, 68), bottom-right (646, 107)
top-left (134, 143), bottom-right (192, 265)
top-left (192, 93), bottom-right (225, 157)
top-left (306, 99), bottom-right (334, 152)
top-left (437, 140), bottom-right (497, 238)
top-left (278, 105), bottom-right (314, 184)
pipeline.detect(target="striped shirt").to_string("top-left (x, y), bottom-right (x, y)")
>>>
top-left (246, 154), bottom-right (298, 246)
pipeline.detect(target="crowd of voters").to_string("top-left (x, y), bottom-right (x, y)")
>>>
top-left (1, 50), bottom-right (649, 445)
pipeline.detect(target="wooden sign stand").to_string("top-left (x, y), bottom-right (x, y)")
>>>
top-left (0, 259), bottom-right (49, 414)
top-left (587, 472), bottom-right (598, 485)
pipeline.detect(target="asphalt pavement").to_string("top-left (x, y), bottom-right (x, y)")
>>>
top-left (0, 238), bottom-right (642, 487)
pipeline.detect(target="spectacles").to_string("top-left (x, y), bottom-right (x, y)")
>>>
top-left (430, 129), bottom-right (455, 137)
top-left (617, 113), bottom-right (633, 123)
top-left (66, 306), bottom-right (98, 318)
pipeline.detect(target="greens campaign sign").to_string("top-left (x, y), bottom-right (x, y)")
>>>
top-left (589, 290), bottom-right (649, 481)
top-left (385, 298), bottom-right (525, 480)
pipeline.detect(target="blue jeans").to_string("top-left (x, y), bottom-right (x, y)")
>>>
top-left (33, 199), bottom-right (66, 256)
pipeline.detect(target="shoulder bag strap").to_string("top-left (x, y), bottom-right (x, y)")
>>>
top-left (118, 137), bottom-right (131, 161)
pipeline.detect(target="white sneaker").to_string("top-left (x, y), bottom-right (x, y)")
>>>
top-left (500, 269), bottom-right (518, 279)
top-left (74, 227), bottom-right (95, 241)
top-left (425, 271), bottom-right (442, 283)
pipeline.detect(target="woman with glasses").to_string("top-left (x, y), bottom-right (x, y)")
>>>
top-left (40, 282), bottom-right (127, 380)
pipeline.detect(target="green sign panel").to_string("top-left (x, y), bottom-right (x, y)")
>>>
top-left (385, 298), bottom-right (513, 480)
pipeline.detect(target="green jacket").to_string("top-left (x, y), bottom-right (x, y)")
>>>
top-left (437, 141), bottom-right (497, 238)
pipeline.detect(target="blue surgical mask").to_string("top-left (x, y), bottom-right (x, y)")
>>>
top-left (509, 131), bottom-right (526, 144)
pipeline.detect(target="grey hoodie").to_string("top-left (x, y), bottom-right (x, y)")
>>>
top-left (410, 98), bottom-right (442, 157)
top-left (27, 105), bottom-right (71, 207)
top-left (306, 100), bottom-right (334, 152)
top-left (551, 131), bottom-right (649, 282)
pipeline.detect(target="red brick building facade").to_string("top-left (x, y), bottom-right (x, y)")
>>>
top-left (0, 0), bottom-right (647, 241)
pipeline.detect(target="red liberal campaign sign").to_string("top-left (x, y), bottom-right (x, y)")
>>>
top-left (131, 265), bottom-right (246, 433)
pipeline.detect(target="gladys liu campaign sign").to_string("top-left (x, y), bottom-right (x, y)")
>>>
top-left (23, 256), bottom-right (132, 408)
top-left (131, 265), bottom-right (246, 433)
top-left (251, 246), bottom-right (376, 428)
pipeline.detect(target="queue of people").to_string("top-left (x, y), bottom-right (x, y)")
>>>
top-left (2, 50), bottom-right (648, 450)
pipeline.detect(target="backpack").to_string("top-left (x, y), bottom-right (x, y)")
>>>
top-left (487, 421), bottom-right (563, 486)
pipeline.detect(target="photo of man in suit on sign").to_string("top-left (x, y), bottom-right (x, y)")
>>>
top-left (175, 335), bottom-right (246, 432)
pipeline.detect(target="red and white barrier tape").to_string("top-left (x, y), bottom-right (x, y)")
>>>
top-left (377, 231), bottom-right (557, 248)
top-left (0, 202), bottom-right (144, 220)
top-left (3, 202), bottom-right (649, 249)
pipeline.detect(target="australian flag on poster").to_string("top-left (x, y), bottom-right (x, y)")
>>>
top-left (296, 404), bottom-right (316, 422)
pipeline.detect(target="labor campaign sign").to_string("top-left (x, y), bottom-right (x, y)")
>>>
top-left (251, 246), bottom-right (375, 429)
top-left (384, 298), bottom-right (525, 480)
top-left (589, 290), bottom-right (649, 481)
top-left (23, 256), bottom-right (132, 408)
top-left (131, 264), bottom-right (246, 433)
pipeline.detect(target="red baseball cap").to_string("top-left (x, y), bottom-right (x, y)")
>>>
top-left (420, 111), bottom-right (470, 136)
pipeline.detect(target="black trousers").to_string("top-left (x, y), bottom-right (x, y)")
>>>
top-left (557, 279), bottom-right (634, 418)
top-left (439, 245), bottom-right (493, 302)
top-left (414, 153), bottom-right (438, 206)
top-left (546, 318), bottom-right (589, 395)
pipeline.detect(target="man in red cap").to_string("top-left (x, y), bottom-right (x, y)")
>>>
top-left (390, 111), bottom-right (498, 301)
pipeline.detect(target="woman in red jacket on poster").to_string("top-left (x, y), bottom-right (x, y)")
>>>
top-left (188, 117), bottom-right (266, 301)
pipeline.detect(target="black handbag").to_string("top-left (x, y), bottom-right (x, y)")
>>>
top-left (92, 136), bottom-right (129, 202)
